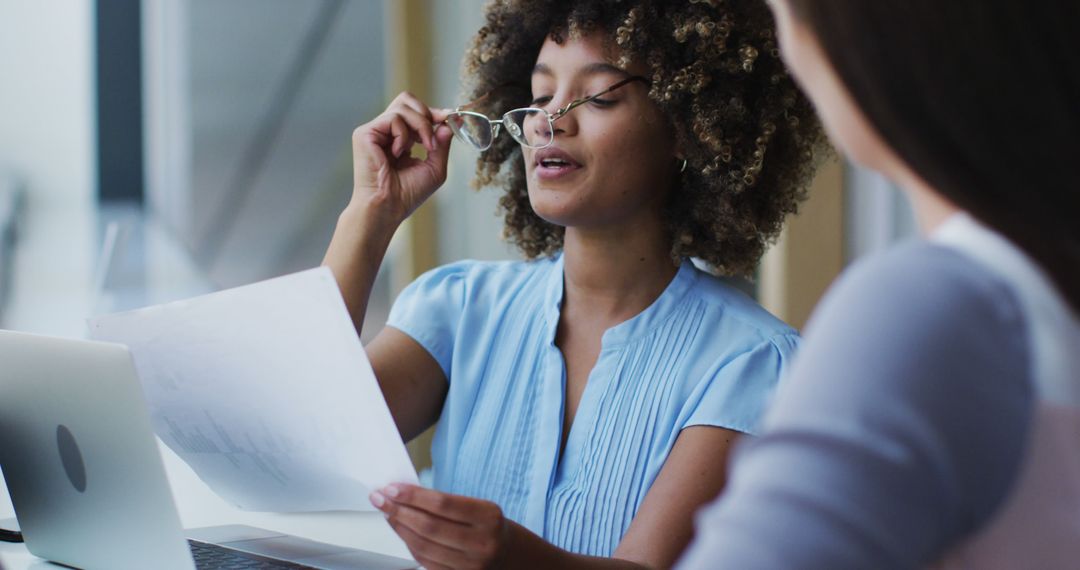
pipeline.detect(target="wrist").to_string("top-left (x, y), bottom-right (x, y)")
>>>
top-left (338, 200), bottom-right (400, 244)
top-left (497, 520), bottom-right (562, 570)
top-left (493, 516), bottom-right (515, 569)
top-left (324, 203), bottom-right (397, 277)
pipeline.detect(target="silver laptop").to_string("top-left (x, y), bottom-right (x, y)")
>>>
top-left (0, 329), bottom-right (416, 570)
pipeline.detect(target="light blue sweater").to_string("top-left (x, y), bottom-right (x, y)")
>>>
top-left (678, 241), bottom-right (1034, 569)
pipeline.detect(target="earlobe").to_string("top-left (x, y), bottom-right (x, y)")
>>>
top-left (672, 134), bottom-right (687, 172)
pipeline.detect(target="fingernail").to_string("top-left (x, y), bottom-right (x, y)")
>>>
top-left (384, 484), bottom-right (400, 498)
top-left (370, 491), bottom-right (386, 508)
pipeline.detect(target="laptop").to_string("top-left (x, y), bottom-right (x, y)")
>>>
top-left (0, 329), bottom-right (417, 570)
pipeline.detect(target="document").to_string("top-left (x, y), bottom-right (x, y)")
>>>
top-left (88, 267), bottom-right (417, 512)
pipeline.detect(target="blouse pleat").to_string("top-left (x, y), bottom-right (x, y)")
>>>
top-left (387, 256), bottom-right (798, 556)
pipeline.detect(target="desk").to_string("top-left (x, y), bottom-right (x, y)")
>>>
top-left (0, 442), bottom-right (412, 569)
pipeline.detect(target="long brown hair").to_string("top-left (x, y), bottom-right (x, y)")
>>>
top-left (786, 0), bottom-right (1080, 312)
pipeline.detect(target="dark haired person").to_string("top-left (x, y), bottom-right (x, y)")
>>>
top-left (678, 1), bottom-right (1080, 568)
top-left (323, 0), bottom-right (824, 567)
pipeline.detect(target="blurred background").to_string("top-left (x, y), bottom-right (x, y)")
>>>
top-left (0, 0), bottom-right (525, 342)
top-left (0, 0), bottom-right (916, 341)
top-left (0, 0), bottom-right (915, 526)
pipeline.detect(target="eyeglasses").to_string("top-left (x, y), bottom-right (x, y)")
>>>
top-left (445, 75), bottom-right (650, 151)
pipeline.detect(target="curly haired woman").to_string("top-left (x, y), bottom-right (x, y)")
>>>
top-left (322, 0), bottom-right (824, 567)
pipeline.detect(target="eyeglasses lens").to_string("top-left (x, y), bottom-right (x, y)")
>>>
top-left (503, 108), bottom-right (552, 148)
top-left (447, 112), bottom-right (494, 150)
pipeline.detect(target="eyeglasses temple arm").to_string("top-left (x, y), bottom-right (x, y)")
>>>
top-left (551, 75), bottom-right (650, 120)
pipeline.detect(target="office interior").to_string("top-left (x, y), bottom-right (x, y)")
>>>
top-left (0, 0), bottom-right (917, 564)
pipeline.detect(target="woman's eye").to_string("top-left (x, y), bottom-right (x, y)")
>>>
top-left (531, 95), bottom-right (553, 106)
top-left (589, 97), bottom-right (616, 107)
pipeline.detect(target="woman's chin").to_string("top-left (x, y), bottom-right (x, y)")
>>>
top-left (527, 191), bottom-right (587, 228)
top-left (529, 204), bottom-right (577, 228)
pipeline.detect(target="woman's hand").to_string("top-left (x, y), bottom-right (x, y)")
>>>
top-left (371, 484), bottom-right (509, 570)
top-left (350, 91), bottom-right (454, 229)
top-left (324, 92), bottom-right (453, 337)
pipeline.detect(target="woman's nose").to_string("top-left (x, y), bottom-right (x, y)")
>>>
top-left (546, 102), bottom-right (578, 138)
top-left (529, 117), bottom-right (552, 141)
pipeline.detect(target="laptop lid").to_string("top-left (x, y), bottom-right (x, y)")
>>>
top-left (0, 330), bottom-right (195, 570)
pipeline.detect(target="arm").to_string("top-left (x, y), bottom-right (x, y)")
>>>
top-left (324, 90), bottom-right (451, 336)
top-left (323, 92), bottom-right (455, 439)
top-left (613, 426), bottom-right (739, 567)
top-left (365, 328), bottom-right (447, 442)
top-left (371, 425), bottom-right (741, 570)
top-left (676, 246), bottom-right (1035, 569)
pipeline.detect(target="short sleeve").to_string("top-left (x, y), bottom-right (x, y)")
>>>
top-left (683, 333), bottom-right (799, 435)
top-left (386, 261), bottom-right (470, 379)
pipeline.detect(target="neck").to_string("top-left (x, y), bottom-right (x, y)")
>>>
top-left (560, 217), bottom-right (679, 322)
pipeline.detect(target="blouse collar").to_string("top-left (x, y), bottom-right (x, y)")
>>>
top-left (542, 252), bottom-right (699, 348)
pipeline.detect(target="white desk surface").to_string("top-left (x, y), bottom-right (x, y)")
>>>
top-left (0, 441), bottom-right (413, 569)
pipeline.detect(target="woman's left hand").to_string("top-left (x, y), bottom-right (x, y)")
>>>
top-left (371, 484), bottom-right (510, 570)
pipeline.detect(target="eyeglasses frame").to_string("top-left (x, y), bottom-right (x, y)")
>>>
top-left (444, 75), bottom-right (651, 151)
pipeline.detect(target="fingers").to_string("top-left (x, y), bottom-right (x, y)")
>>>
top-left (387, 114), bottom-right (412, 158)
top-left (421, 122), bottom-right (454, 182)
top-left (382, 484), bottom-right (492, 525)
top-left (393, 92), bottom-right (451, 127)
top-left (355, 93), bottom-right (441, 159)
top-left (389, 502), bottom-right (489, 551)
top-left (347, 92), bottom-right (454, 207)
top-left (389, 92), bottom-right (446, 152)
top-left (387, 518), bottom-right (471, 570)
top-left (372, 486), bottom-right (508, 569)
top-left (394, 91), bottom-right (435, 123)
top-left (359, 92), bottom-right (452, 161)
top-left (385, 107), bottom-right (431, 157)
top-left (429, 106), bottom-right (452, 125)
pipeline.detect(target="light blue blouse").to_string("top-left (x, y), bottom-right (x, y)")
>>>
top-left (386, 254), bottom-right (798, 556)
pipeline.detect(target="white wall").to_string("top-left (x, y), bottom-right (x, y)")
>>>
top-left (430, 0), bottom-right (518, 264)
top-left (0, 0), bottom-right (95, 209)
top-left (0, 0), bottom-right (98, 336)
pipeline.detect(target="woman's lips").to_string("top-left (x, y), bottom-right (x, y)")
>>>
top-left (533, 147), bottom-right (583, 181)
top-left (535, 161), bottom-right (582, 180)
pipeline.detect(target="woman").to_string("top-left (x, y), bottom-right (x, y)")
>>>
top-left (323, 1), bottom-right (823, 568)
top-left (678, 1), bottom-right (1080, 568)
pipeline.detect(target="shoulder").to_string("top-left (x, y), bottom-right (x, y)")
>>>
top-left (794, 240), bottom-right (1031, 393)
top-left (404, 257), bottom-right (557, 303)
top-left (388, 257), bottom-right (560, 375)
top-left (769, 240), bottom-right (1034, 483)
top-left (676, 267), bottom-right (798, 434)
top-left (687, 264), bottom-right (798, 353)
top-left (413, 257), bottom-right (554, 288)
top-left (757, 240), bottom-right (1036, 546)
top-left (809, 240), bottom-right (1025, 340)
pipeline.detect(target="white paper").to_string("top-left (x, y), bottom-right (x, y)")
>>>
top-left (87, 267), bottom-right (417, 512)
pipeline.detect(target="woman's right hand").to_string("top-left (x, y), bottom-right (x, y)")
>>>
top-left (349, 91), bottom-right (455, 230)
top-left (326, 92), bottom-right (454, 336)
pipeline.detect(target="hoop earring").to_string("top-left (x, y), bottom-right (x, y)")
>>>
top-left (679, 158), bottom-right (688, 173)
